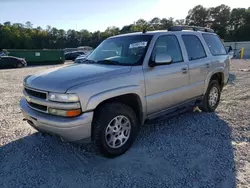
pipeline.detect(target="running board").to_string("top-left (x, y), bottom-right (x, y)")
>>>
top-left (145, 97), bottom-right (202, 123)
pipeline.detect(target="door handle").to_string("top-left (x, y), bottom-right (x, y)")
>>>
top-left (206, 63), bottom-right (210, 68)
top-left (181, 68), bottom-right (188, 74)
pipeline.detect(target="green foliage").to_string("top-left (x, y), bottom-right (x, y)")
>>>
top-left (186, 4), bottom-right (250, 41)
top-left (186, 5), bottom-right (210, 27)
top-left (0, 4), bottom-right (250, 49)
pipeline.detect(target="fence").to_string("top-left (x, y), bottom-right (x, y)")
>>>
top-left (224, 41), bottom-right (250, 59)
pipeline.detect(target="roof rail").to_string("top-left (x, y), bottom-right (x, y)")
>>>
top-left (168, 25), bottom-right (214, 33)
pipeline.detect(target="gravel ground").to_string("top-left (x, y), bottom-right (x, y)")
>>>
top-left (0, 60), bottom-right (249, 188)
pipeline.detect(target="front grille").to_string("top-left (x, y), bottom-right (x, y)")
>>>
top-left (29, 102), bottom-right (47, 112)
top-left (25, 88), bottom-right (47, 99)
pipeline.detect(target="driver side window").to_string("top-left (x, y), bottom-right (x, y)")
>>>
top-left (152, 35), bottom-right (183, 63)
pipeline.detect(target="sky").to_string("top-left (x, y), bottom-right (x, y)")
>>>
top-left (0, 0), bottom-right (249, 32)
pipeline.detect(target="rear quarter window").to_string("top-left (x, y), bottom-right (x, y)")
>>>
top-left (202, 34), bottom-right (227, 55)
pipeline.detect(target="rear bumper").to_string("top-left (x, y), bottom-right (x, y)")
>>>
top-left (20, 97), bottom-right (93, 142)
top-left (22, 60), bottom-right (27, 66)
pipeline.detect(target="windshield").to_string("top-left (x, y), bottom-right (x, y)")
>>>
top-left (87, 35), bottom-right (153, 66)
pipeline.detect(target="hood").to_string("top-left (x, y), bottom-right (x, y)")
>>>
top-left (25, 64), bottom-right (131, 93)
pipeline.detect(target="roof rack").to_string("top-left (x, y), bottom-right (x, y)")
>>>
top-left (168, 25), bottom-right (214, 33)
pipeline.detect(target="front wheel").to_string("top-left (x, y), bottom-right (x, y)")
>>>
top-left (92, 103), bottom-right (139, 158)
top-left (16, 62), bottom-right (24, 68)
top-left (200, 80), bottom-right (221, 112)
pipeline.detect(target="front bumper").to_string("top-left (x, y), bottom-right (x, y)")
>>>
top-left (223, 77), bottom-right (229, 88)
top-left (20, 97), bottom-right (93, 142)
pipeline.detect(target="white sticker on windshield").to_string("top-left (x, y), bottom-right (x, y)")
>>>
top-left (129, 42), bottom-right (147, 49)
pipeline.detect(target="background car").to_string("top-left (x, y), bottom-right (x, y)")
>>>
top-left (64, 51), bottom-right (86, 61)
top-left (0, 56), bottom-right (27, 69)
top-left (74, 51), bottom-right (93, 63)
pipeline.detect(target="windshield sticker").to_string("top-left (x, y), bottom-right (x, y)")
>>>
top-left (129, 42), bottom-right (147, 49)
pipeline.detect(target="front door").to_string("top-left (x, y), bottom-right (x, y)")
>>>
top-left (144, 35), bottom-right (190, 115)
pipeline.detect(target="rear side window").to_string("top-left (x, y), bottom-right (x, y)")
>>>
top-left (202, 34), bottom-right (227, 55)
top-left (182, 35), bottom-right (206, 61)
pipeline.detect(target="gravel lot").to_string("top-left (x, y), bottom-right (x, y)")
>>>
top-left (0, 60), bottom-right (249, 188)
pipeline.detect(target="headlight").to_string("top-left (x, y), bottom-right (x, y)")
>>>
top-left (48, 108), bottom-right (81, 117)
top-left (48, 93), bottom-right (79, 102)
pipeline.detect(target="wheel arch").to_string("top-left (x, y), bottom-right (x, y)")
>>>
top-left (86, 86), bottom-right (146, 124)
top-left (204, 70), bottom-right (225, 94)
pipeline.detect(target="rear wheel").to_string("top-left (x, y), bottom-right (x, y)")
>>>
top-left (200, 80), bottom-right (221, 112)
top-left (92, 102), bottom-right (139, 158)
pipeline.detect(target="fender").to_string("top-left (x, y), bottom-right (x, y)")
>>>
top-left (85, 85), bottom-right (146, 120)
top-left (203, 68), bottom-right (224, 94)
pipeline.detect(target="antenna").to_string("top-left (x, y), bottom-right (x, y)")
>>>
top-left (142, 28), bottom-right (147, 33)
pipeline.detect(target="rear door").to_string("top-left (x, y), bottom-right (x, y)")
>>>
top-left (181, 34), bottom-right (211, 97)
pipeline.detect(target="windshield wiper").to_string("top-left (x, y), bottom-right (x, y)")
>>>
top-left (81, 59), bottom-right (97, 64)
top-left (96, 60), bottom-right (120, 65)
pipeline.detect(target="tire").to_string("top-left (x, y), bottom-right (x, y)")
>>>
top-left (92, 102), bottom-right (139, 158)
top-left (200, 80), bottom-right (221, 112)
top-left (16, 62), bottom-right (24, 68)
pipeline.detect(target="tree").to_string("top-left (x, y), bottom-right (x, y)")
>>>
top-left (186, 5), bottom-right (209, 26)
top-left (105, 26), bottom-right (120, 36)
top-left (130, 19), bottom-right (149, 32)
top-left (209, 4), bottom-right (231, 38)
top-left (175, 19), bottom-right (186, 25)
top-left (227, 8), bottom-right (250, 41)
top-left (25, 21), bottom-right (33, 29)
top-left (3, 22), bottom-right (11, 26)
top-left (149, 17), bottom-right (161, 30)
top-left (120, 24), bottom-right (133, 34)
top-left (0, 4), bottom-right (250, 49)
top-left (229, 8), bottom-right (246, 30)
top-left (160, 18), bottom-right (174, 29)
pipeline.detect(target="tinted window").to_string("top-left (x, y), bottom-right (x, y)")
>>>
top-left (152, 35), bottom-right (183, 63)
top-left (182, 35), bottom-right (206, 61)
top-left (202, 34), bottom-right (227, 55)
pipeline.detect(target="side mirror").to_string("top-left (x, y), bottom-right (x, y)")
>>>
top-left (152, 54), bottom-right (172, 66)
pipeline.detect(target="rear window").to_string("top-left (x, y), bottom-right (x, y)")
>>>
top-left (202, 34), bottom-right (226, 55)
top-left (182, 35), bottom-right (206, 61)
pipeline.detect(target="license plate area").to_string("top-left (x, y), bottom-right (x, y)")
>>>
top-left (22, 110), bottom-right (37, 123)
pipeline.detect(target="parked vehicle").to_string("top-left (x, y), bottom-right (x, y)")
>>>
top-left (20, 26), bottom-right (230, 157)
top-left (64, 46), bottom-right (93, 54)
top-left (6, 49), bottom-right (65, 65)
top-left (77, 46), bottom-right (93, 52)
top-left (0, 56), bottom-right (27, 68)
top-left (74, 51), bottom-right (93, 63)
top-left (64, 51), bottom-right (85, 61)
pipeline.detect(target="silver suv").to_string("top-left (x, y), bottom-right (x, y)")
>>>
top-left (20, 26), bottom-right (230, 157)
